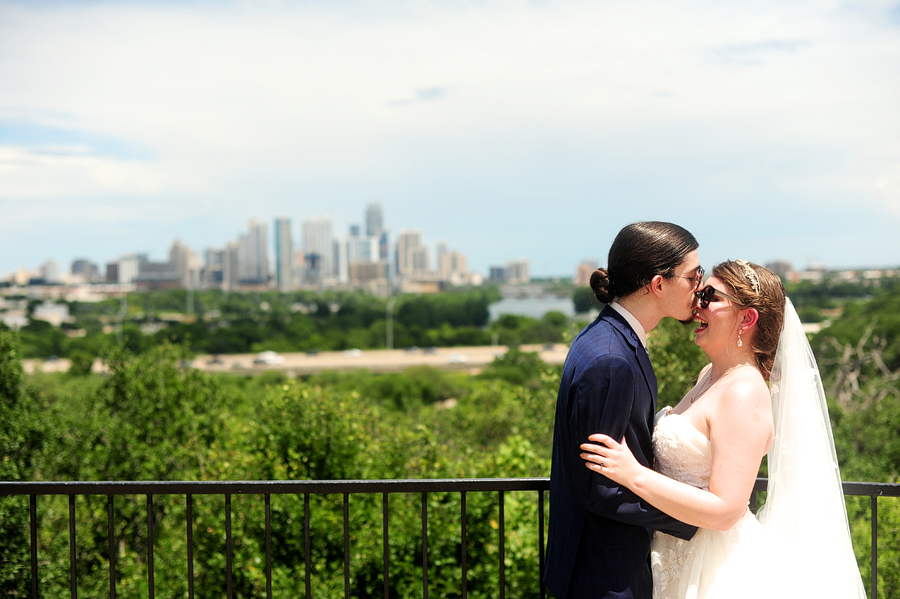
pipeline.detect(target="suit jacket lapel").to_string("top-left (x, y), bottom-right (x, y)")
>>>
top-left (635, 340), bottom-right (658, 409)
top-left (601, 306), bottom-right (659, 409)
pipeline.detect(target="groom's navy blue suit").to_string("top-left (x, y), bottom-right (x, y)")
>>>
top-left (544, 305), bottom-right (697, 599)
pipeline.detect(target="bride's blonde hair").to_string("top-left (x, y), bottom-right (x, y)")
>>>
top-left (712, 260), bottom-right (786, 381)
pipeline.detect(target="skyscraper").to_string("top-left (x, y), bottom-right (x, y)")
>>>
top-left (222, 242), bottom-right (239, 291)
top-left (274, 217), bottom-right (294, 291)
top-left (303, 215), bottom-right (335, 285)
top-left (238, 219), bottom-right (269, 285)
top-left (396, 229), bottom-right (428, 277)
top-left (366, 202), bottom-right (383, 238)
top-left (168, 239), bottom-right (198, 288)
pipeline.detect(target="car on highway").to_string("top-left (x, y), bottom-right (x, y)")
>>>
top-left (254, 351), bottom-right (286, 365)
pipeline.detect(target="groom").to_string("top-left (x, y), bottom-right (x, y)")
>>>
top-left (544, 222), bottom-right (702, 599)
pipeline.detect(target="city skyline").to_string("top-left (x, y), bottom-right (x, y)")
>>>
top-left (2, 1), bottom-right (899, 277)
top-left (5, 201), bottom-right (510, 289)
top-left (5, 200), bottom-right (897, 284)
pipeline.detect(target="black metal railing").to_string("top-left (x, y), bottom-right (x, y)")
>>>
top-left (2, 478), bottom-right (898, 599)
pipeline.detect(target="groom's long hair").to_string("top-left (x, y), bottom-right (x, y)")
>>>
top-left (591, 221), bottom-right (698, 304)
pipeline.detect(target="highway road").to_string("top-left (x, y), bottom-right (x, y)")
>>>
top-left (23, 344), bottom-right (571, 376)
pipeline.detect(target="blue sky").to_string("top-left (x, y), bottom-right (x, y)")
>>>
top-left (1, 0), bottom-right (899, 279)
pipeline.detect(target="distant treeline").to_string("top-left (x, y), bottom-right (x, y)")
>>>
top-left (3, 273), bottom-right (898, 362)
top-left (5, 286), bottom-right (584, 361)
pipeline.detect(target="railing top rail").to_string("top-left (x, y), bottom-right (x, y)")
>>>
top-left (2, 478), bottom-right (898, 497)
top-left (0, 477), bottom-right (552, 496)
top-left (834, 481), bottom-right (900, 496)
top-left (0, 477), bottom-right (900, 497)
top-left (749, 478), bottom-right (899, 496)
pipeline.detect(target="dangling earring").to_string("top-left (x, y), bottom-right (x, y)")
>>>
top-left (737, 328), bottom-right (743, 347)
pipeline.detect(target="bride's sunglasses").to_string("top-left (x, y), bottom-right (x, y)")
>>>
top-left (695, 285), bottom-right (742, 309)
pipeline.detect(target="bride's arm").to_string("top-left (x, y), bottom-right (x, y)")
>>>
top-left (581, 380), bottom-right (770, 531)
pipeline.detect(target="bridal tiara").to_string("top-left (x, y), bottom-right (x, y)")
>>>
top-left (735, 259), bottom-right (760, 293)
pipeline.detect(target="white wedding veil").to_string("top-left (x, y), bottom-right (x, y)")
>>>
top-left (756, 298), bottom-right (866, 598)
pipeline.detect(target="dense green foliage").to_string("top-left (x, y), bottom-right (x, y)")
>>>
top-left (4, 337), bottom-right (563, 598)
top-left (809, 289), bottom-right (900, 597)
top-left (2, 281), bottom-right (899, 597)
top-left (784, 274), bottom-right (899, 323)
top-left (0, 333), bottom-right (44, 595)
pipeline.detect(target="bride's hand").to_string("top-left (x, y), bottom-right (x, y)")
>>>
top-left (580, 434), bottom-right (642, 487)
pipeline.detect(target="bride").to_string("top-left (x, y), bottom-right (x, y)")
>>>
top-left (580, 260), bottom-right (866, 599)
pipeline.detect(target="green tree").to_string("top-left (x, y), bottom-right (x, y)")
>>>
top-left (572, 286), bottom-right (600, 313)
top-left (0, 332), bottom-right (44, 595)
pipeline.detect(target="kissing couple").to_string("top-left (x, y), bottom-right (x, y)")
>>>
top-left (544, 222), bottom-right (865, 599)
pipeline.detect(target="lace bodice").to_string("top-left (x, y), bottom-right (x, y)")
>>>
top-left (652, 407), bottom-right (711, 489)
top-left (650, 407), bottom-right (764, 599)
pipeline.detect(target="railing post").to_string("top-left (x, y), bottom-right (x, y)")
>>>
top-left (265, 494), bottom-right (272, 599)
top-left (108, 494), bottom-right (116, 599)
top-left (344, 493), bottom-right (351, 599)
top-left (383, 492), bottom-right (390, 599)
top-left (422, 492), bottom-right (429, 599)
top-left (461, 491), bottom-right (467, 599)
top-left (871, 495), bottom-right (878, 599)
top-left (30, 494), bottom-right (38, 598)
top-left (69, 494), bottom-right (77, 599)
top-left (147, 494), bottom-right (155, 599)
top-left (539, 489), bottom-right (545, 599)
top-left (304, 493), bottom-right (311, 599)
top-left (498, 490), bottom-right (505, 599)
top-left (225, 494), bottom-right (233, 599)
top-left (186, 494), bottom-right (194, 599)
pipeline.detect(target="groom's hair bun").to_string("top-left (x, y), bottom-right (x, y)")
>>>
top-left (591, 268), bottom-right (616, 303)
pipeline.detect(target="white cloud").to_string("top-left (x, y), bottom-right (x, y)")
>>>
top-left (0, 0), bottom-right (899, 273)
top-left (0, 144), bottom-right (201, 199)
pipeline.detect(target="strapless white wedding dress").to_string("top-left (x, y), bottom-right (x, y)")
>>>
top-left (648, 300), bottom-right (867, 599)
top-left (649, 407), bottom-right (768, 599)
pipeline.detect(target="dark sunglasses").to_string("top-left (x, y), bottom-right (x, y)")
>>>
top-left (695, 285), bottom-right (741, 309)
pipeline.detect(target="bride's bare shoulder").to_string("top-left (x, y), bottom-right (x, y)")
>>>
top-left (716, 371), bottom-right (772, 420)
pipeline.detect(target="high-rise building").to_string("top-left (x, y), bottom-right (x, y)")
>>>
top-left (439, 250), bottom-right (468, 282)
top-left (765, 261), bottom-right (793, 279)
top-left (41, 260), bottom-right (62, 284)
top-left (366, 202), bottom-right (383, 238)
top-left (378, 231), bottom-right (390, 262)
top-left (169, 239), bottom-right (199, 288)
top-left (117, 254), bottom-right (145, 284)
top-left (436, 242), bottom-right (448, 271)
top-left (71, 259), bottom-right (100, 283)
top-left (274, 217), bottom-right (295, 291)
top-left (222, 242), bottom-right (240, 291)
top-left (348, 235), bottom-right (378, 265)
top-left (575, 259), bottom-right (599, 287)
top-left (303, 215), bottom-right (335, 285)
top-left (396, 229), bottom-right (428, 277)
top-left (507, 259), bottom-right (530, 284)
top-left (105, 262), bottom-right (119, 284)
top-left (489, 266), bottom-right (507, 283)
top-left (238, 220), bottom-right (269, 285)
top-left (202, 248), bottom-right (224, 288)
